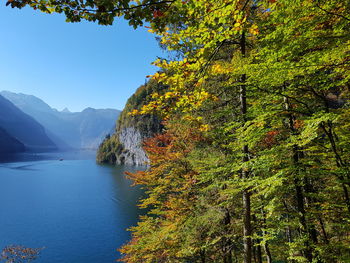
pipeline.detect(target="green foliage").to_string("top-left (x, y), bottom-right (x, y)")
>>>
top-left (11, 0), bottom-right (350, 262)
top-left (6, 0), bottom-right (174, 27)
top-left (118, 0), bottom-right (350, 262)
top-left (96, 79), bottom-right (164, 164)
top-left (116, 79), bottom-right (165, 136)
top-left (96, 133), bottom-right (121, 163)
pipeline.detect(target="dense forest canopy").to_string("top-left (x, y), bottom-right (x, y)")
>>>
top-left (8, 0), bottom-right (350, 262)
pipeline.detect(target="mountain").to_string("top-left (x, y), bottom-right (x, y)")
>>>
top-left (0, 127), bottom-right (25, 153)
top-left (54, 107), bottom-right (120, 149)
top-left (1, 91), bottom-right (120, 150)
top-left (0, 95), bottom-right (56, 152)
top-left (97, 80), bottom-right (164, 165)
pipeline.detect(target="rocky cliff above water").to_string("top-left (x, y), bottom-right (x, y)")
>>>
top-left (97, 80), bottom-right (164, 165)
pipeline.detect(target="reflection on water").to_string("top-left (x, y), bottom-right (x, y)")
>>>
top-left (0, 152), bottom-right (144, 263)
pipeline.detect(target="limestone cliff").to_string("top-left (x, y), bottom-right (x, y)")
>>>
top-left (97, 80), bottom-right (164, 165)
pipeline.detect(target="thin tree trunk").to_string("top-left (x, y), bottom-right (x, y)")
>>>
top-left (262, 242), bottom-right (272, 263)
top-left (261, 209), bottom-right (272, 263)
top-left (303, 177), bottom-right (319, 246)
top-left (314, 92), bottom-right (350, 213)
top-left (285, 94), bottom-right (314, 262)
top-left (223, 208), bottom-right (233, 263)
top-left (252, 215), bottom-right (262, 263)
top-left (318, 216), bottom-right (329, 244)
top-left (294, 176), bottom-right (313, 262)
top-left (242, 188), bottom-right (252, 263)
top-left (200, 249), bottom-right (206, 263)
top-left (240, 31), bottom-right (252, 263)
top-left (320, 123), bottom-right (350, 214)
top-left (283, 201), bottom-right (294, 244)
top-left (256, 241), bottom-right (262, 263)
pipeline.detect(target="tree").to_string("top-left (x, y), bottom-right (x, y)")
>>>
top-left (8, 0), bottom-right (350, 262)
top-left (1, 245), bottom-right (43, 263)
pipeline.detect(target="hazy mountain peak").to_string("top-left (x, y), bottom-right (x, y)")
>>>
top-left (82, 107), bottom-right (95, 112)
top-left (0, 90), bottom-right (53, 113)
top-left (61, 107), bottom-right (71, 113)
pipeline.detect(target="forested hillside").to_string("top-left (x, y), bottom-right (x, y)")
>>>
top-left (10, 0), bottom-right (350, 262)
top-left (97, 80), bottom-right (163, 165)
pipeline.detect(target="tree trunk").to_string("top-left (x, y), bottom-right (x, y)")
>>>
top-left (261, 210), bottom-right (272, 263)
top-left (252, 215), bottom-right (262, 263)
top-left (285, 95), bottom-right (314, 262)
top-left (320, 122), bottom-right (350, 214)
top-left (240, 31), bottom-right (252, 263)
top-left (200, 249), bottom-right (206, 263)
top-left (318, 216), bottom-right (329, 244)
top-left (256, 242), bottom-right (262, 263)
top-left (223, 208), bottom-right (233, 263)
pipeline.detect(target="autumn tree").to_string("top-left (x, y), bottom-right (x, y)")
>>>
top-left (8, 0), bottom-right (350, 262)
top-left (1, 245), bottom-right (43, 263)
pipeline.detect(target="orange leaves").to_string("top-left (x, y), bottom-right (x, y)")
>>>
top-left (128, 109), bottom-right (140, 116)
top-left (125, 170), bottom-right (148, 186)
top-left (153, 10), bottom-right (164, 18)
top-left (293, 119), bottom-right (304, 129)
top-left (143, 133), bottom-right (172, 158)
top-left (262, 130), bottom-right (280, 148)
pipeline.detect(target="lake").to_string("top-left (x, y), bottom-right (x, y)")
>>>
top-left (0, 152), bottom-right (144, 262)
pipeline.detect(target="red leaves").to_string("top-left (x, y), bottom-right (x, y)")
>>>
top-left (153, 10), bottom-right (164, 18)
top-left (262, 130), bottom-right (280, 148)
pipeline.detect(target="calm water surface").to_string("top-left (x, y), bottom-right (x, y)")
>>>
top-left (0, 152), bottom-right (144, 262)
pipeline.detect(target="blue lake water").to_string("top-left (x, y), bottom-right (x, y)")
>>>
top-left (0, 152), bottom-right (143, 262)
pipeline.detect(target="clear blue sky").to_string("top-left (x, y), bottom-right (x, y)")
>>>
top-left (0, 3), bottom-right (163, 112)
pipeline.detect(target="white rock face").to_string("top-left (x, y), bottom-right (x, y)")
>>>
top-left (116, 127), bottom-right (148, 166)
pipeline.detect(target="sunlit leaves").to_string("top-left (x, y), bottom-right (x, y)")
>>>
top-left (9, 0), bottom-right (350, 261)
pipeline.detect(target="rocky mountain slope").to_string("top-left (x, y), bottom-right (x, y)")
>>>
top-left (97, 80), bottom-right (164, 165)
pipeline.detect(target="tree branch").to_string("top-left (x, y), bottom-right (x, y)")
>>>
top-left (315, 2), bottom-right (350, 22)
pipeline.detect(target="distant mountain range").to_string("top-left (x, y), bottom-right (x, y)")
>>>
top-left (0, 91), bottom-right (120, 153)
top-left (0, 94), bottom-right (56, 152)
